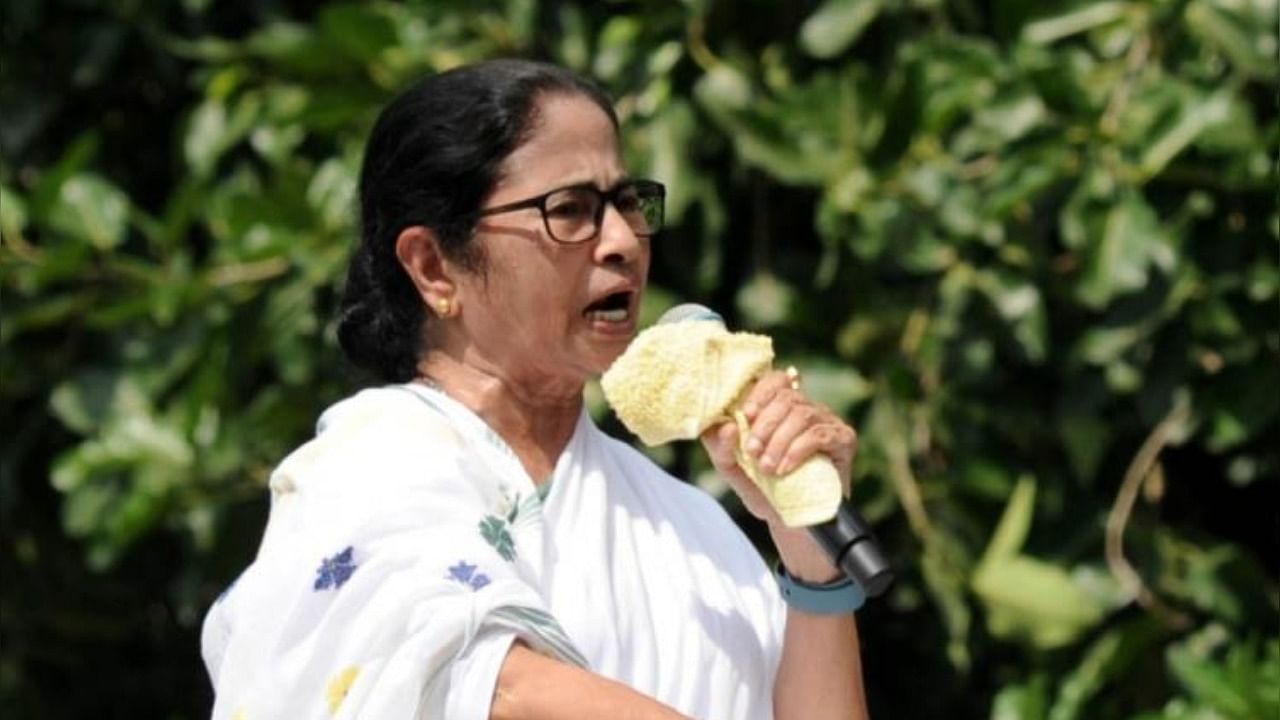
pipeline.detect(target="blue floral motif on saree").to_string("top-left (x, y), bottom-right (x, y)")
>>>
top-left (314, 546), bottom-right (357, 591)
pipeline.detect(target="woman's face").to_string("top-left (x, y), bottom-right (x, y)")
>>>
top-left (446, 92), bottom-right (650, 391)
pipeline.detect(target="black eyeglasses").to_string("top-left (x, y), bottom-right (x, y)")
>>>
top-left (475, 179), bottom-right (666, 244)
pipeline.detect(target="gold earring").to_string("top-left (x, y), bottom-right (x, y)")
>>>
top-left (436, 298), bottom-right (452, 317)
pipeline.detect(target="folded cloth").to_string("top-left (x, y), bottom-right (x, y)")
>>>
top-left (601, 320), bottom-right (772, 444)
top-left (602, 320), bottom-right (842, 527)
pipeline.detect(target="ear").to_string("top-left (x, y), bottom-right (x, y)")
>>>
top-left (395, 226), bottom-right (457, 316)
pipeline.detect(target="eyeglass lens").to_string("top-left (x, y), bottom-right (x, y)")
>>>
top-left (544, 184), bottom-right (663, 243)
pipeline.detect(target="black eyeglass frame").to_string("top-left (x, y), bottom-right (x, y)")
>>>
top-left (474, 178), bottom-right (666, 244)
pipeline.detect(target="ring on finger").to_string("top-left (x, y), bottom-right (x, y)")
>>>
top-left (785, 365), bottom-right (802, 391)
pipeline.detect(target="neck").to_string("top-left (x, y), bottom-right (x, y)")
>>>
top-left (418, 350), bottom-right (584, 484)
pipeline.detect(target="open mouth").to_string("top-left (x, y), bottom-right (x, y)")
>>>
top-left (584, 291), bottom-right (634, 323)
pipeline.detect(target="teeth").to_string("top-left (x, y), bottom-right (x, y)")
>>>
top-left (588, 308), bottom-right (630, 322)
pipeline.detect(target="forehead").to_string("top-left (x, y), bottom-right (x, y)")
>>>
top-left (491, 92), bottom-right (623, 198)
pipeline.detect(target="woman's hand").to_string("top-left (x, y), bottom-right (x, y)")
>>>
top-left (700, 368), bottom-right (859, 581)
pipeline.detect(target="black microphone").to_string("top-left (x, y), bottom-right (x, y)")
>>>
top-left (657, 304), bottom-right (894, 597)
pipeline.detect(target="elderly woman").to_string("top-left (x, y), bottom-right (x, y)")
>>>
top-left (202, 59), bottom-right (869, 719)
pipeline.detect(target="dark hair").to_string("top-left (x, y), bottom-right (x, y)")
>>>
top-left (337, 59), bottom-right (619, 383)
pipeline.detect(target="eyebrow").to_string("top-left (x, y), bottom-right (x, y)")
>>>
top-left (479, 175), bottom-right (644, 217)
top-left (542, 176), bottom-right (634, 194)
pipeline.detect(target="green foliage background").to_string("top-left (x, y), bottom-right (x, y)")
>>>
top-left (1, 0), bottom-right (1277, 717)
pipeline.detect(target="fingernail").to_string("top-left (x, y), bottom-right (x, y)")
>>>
top-left (760, 454), bottom-right (776, 471)
top-left (743, 402), bottom-right (758, 417)
top-left (746, 436), bottom-right (763, 455)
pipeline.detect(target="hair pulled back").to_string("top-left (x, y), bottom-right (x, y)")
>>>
top-left (337, 59), bottom-right (618, 383)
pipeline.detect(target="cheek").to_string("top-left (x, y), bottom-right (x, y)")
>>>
top-left (489, 255), bottom-right (582, 326)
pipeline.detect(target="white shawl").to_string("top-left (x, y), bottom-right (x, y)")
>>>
top-left (202, 383), bottom-right (785, 719)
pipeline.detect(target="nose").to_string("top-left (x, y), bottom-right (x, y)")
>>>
top-left (593, 203), bottom-right (645, 265)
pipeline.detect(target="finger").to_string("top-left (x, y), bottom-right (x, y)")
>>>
top-left (775, 421), bottom-right (841, 476)
top-left (700, 421), bottom-right (740, 473)
top-left (781, 421), bottom-right (858, 481)
top-left (831, 423), bottom-right (858, 477)
top-left (739, 370), bottom-right (794, 421)
top-left (758, 403), bottom-right (820, 475)
top-left (744, 387), bottom-right (803, 459)
top-left (701, 423), bottom-right (780, 522)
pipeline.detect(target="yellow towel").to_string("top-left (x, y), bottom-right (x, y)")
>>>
top-left (601, 320), bottom-right (842, 527)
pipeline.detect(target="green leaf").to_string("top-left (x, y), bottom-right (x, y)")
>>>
top-left (28, 133), bottom-right (100, 221)
top-left (555, 5), bottom-right (591, 70)
top-left (58, 470), bottom-right (119, 535)
top-left (1165, 627), bottom-right (1278, 717)
top-left (317, 3), bottom-right (399, 64)
top-left (897, 229), bottom-right (958, 273)
top-left (49, 369), bottom-right (142, 435)
top-left (925, 536), bottom-right (977, 669)
top-left (955, 458), bottom-right (1017, 501)
top-left (1057, 411), bottom-right (1111, 483)
top-left (1139, 91), bottom-right (1233, 180)
top-left (184, 99), bottom-right (228, 178)
top-left (1195, 95), bottom-right (1261, 153)
top-left (972, 555), bottom-right (1108, 648)
top-left (250, 125), bottom-right (306, 166)
top-left (1155, 533), bottom-right (1278, 625)
top-left (0, 183), bottom-right (27, 241)
top-left (0, 292), bottom-right (96, 343)
top-left (984, 150), bottom-right (1069, 219)
top-left (955, 93), bottom-right (1049, 155)
top-left (1076, 194), bottom-right (1174, 309)
top-left (593, 16), bottom-right (641, 81)
top-left (1204, 363), bottom-right (1280, 452)
top-left (306, 157), bottom-right (358, 233)
top-left (913, 37), bottom-right (1002, 132)
top-left (1185, 0), bottom-right (1279, 79)
top-left (162, 34), bottom-right (240, 63)
top-left (695, 69), bottom-right (854, 185)
top-left (981, 474), bottom-right (1036, 562)
top-left (244, 21), bottom-right (337, 76)
top-left (799, 0), bottom-right (884, 59)
top-left (975, 269), bottom-right (1049, 363)
top-left (1021, 2), bottom-right (1130, 45)
top-left (694, 64), bottom-right (754, 113)
top-left (46, 172), bottom-right (130, 249)
top-left (1078, 324), bottom-right (1144, 365)
top-left (736, 272), bottom-right (795, 328)
top-left (185, 93), bottom-right (262, 178)
top-left (294, 85), bottom-right (383, 131)
top-left (991, 677), bottom-right (1049, 720)
top-left (50, 389), bottom-right (194, 566)
top-left (973, 477), bottom-right (1108, 648)
top-left (1048, 620), bottom-right (1165, 720)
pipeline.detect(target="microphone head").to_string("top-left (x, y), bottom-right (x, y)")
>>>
top-left (657, 303), bottom-right (724, 326)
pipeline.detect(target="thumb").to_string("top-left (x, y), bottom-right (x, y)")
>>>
top-left (700, 421), bottom-right (741, 473)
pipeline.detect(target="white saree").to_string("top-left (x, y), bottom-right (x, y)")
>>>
top-left (202, 383), bottom-right (786, 719)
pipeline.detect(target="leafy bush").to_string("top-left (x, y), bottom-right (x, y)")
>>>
top-left (1, 0), bottom-right (1275, 716)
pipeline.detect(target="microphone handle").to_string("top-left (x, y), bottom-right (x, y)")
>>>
top-left (808, 501), bottom-right (894, 597)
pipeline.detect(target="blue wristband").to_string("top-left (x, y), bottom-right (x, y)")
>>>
top-left (774, 562), bottom-right (866, 614)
